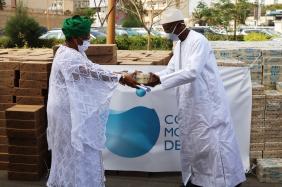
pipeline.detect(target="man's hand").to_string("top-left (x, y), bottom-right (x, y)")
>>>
top-left (144, 72), bottom-right (161, 87)
top-left (119, 72), bottom-right (139, 88)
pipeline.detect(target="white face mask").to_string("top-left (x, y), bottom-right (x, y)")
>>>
top-left (78, 40), bottom-right (90, 53)
top-left (168, 23), bottom-right (186, 41)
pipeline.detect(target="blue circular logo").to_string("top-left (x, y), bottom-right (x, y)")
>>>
top-left (106, 106), bottom-right (160, 158)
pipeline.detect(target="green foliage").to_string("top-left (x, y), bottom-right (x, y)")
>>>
top-left (115, 36), bottom-right (131, 49)
top-left (4, 3), bottom-right (44, 47)
top-left (192, 2), bottom-right (213, 26)
top-left (193, 0), bottom-right (252, 27)
top-left (91, 36), bottom-right (172, 50)
top-left (236, 0), bottom-right (253, 24)
top-left (1, 35), bottom-right (172, 50)
top-left (0, 36), bottom-right (13, 48)
top-left (151, 37), bottom-right (173, 50)
top-left (263, 4), bottom-right (282, 11)
top-left (91, 37), bottom-right (106, 44)
top-left (74, 8), bottom-right (96, 21)
top-left (122, 14), bottom-right (143, 28)
top-left (38, 38), bottom-right (65, 48)
top-left (205, 33), bottom-right (244, 41)
top-left (243, 32), bottom-right (272, 41)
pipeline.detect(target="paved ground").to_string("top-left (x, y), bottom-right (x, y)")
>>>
top-left (1, 171), bottom-right (282, 187)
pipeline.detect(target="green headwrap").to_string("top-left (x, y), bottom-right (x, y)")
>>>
top-left (62, 15), bottom-right (93, 39)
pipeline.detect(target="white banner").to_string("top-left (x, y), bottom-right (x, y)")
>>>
top-left (102, 65), bottom-right (252, 172)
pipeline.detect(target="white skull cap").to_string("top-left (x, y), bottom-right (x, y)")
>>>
top-left (160, 8), bottom-right (184, 25)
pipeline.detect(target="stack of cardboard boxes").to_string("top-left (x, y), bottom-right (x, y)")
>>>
top-left (5, 105), bottom-right (48, 180)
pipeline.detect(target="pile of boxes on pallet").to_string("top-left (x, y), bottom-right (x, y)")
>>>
top-left (53, 44), bottom-right (118, 65)
top-left (5, 105), bottom-right (48, 180)
top-left (249, 83), bottom-right (265, 161)
top-left (117, 50), bottom-right (172, 65)
top-left (257, 158), bottom-right (282, 183)
top-left (239, 48), bottom-right (263, 84)
top-left (0, 59), bottom-right (52, 180)
top-left (0, 50), bottom-right (52, 180)
top-left (211, 42), bottom-right (282, 183)
top-left (262, 49), bottom-right (282, 90)
top-left (0, 61), bottom-right (19, 170)
top-left (213, 47), bottom-right (263, 84)
top-left (263, 90), bottom-right (282, 158)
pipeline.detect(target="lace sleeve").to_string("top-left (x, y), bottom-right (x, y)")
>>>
top-left (68, 62), bottom-right (121, 83)
top-left (59, 57), bottom-right (119, 152)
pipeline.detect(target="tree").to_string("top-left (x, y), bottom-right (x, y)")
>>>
top-left (91, 0), bottom-right (110, 28)
top-left (5, 2), bottom-right (45, 47)
top-left (74, 7), bottom-right (96, 21)
top-left (192, 1), bottom-right (213, 26)
top-left (262, 4), bottom-right (282, 12)
top-left (0, 0), bottom-right (6, 10)
top-left (122, 14), bottom-right (142, 27)
top-left (233, 0), bottom-right (252, 39)
top-left (118, 0), bottom-right (178, 50)
top-left (192, 0), bottom-right (252, 40)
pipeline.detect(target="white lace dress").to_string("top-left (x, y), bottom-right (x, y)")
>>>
top-left (46, 45), bottom-right (120, 187)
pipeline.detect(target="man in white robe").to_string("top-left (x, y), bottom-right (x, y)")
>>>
top-left (146, 9), bottom-right (246, 187)
top-left (46, 15), bottom-right (137, 187)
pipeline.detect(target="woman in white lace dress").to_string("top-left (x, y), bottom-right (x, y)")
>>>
top-left (46, 15), bottom-right (137, 187)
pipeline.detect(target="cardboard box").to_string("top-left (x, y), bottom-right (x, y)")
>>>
top-left (250, 151), bottom-right (263, 159)
top-left (250, 143), bottom-right (264, 151)
top-left (0, 136), bottom-right (8, 144)
top-left (262, 49), bottom-right (282, 57)
top-left (14, 88), bottom-right (47, 97)
top-left (9, 163), bottom-right (45, 173)
top-left (0, 153), bottom-right (8, 162)
top-left (8, 171), bottom-right (43, 181)
top-left (251, 110), bottom-right (265, 119)
top-left (20, 61), bottom-right (52, 72)
top-left (252, 83), bottom-right (264, 95)
top-left (8, 133), bottom-right (46, 146)
top-left (265, 142), bottom-right (282, 150)
top-left (0, 87), bottom-right (14, 95)
top-left (263, 150), bottom-right (282, 158)
top-left (6, 127), bottom-right (46, 138)
top-left (0, 112), bottom-right (5, 119)
top-left (16, 96), bottom-right (46, 105)
top-left (6, 119), bottom-right (46, 129)
top-left (0, 127), bottom-right (6, 136)
top-left (0, 144), bottom-right (8, 153)
top-left (8, 151), bottom-right (47, 164)
top-left (20, 72), bottom-right (49, 81)
top-left (88, 55), bottom-right (117, 65)
top-left (265, 111), bottom-right (282, 119)
top-left (19, 80), bottom-right (48, 89)
top-left (257, 158), bottom-right (282, 183)
top-left (0, 79), bottom-right (15, 88)
top-left (5, 105), bottom-right (45, 121)
top-left (0, 104), bottom-right (15, 111)
top-left (8, 139), bottom-right (47, 155)
top-left (0, 95), bottom-right (13, 103)
top-left (0, 71), bottom-right (15, 79)
top-left (251, 119), bottom-right (265, 126)
top-left (0, 161), bottom-right (8, 170)
top-left (0, 61), bottom-right (20, 70)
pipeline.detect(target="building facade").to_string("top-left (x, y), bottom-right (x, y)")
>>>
top-left (3, 0), bottom-right (90, 13)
